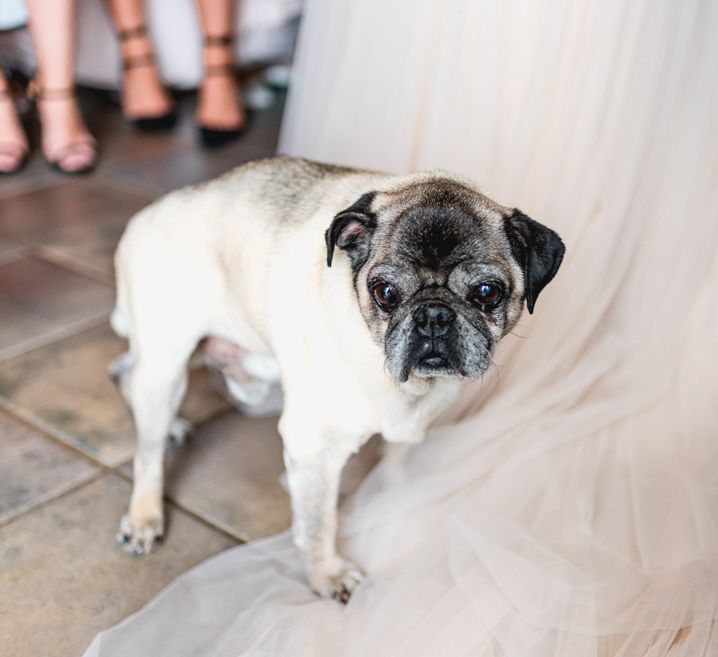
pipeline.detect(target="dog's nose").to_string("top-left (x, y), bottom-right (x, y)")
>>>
top-left (413, 304), bottom-right (456, 338)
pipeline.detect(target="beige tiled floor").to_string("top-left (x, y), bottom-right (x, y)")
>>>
top-left (0, 324), bottom-right (231, 466)
top-left (0, 88), bottom-right (291, 656)
top-left (0, 256), bottom-right (114, 359)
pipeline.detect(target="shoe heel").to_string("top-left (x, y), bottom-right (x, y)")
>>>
top-left (130, 110), bottom-right (177, 132)
top-left (198, 125), bottom-right (245, 149)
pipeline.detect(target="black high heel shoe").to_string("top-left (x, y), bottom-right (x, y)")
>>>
top-left (197, 34), bottom-right (248, 149)
top-left (119, 25), bottom-right (177, 132)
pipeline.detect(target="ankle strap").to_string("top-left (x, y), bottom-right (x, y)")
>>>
top-left (29, 82), bottom-right (75, 101)
top-left (123, 53), bottom-right (156, 71)
top-left (204, 34), bottom-right (234, 48)
top-left (204, 64), bottom-right (236, 78)
top-left (203, 34), bottom-right (235, 77)
top-left (119, 25), bottom-right (147, 41)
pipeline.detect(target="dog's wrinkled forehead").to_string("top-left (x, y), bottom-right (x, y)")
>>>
top-left (373, 178), bottom-right (508, 270)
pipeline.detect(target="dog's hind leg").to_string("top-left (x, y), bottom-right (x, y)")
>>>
top-left (117, 340), bottom-right (195, 556)
top-left (109, 350), bottom-right (194, 447)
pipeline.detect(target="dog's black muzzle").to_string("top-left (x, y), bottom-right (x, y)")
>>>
top-left (405, 303), bottom-right (461, 378)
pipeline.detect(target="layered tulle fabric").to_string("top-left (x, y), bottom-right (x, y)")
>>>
top-left (83, 1), bottom-right (718, 655)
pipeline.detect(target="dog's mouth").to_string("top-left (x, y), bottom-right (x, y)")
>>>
top-left (419, 354), bottom-right (451, 369)
top-left (386, 323), bottom-right (469, 382)
top-left (412, 352), bottom-right (457, 377)
top-left (404, 341), bottom-right (462, 380)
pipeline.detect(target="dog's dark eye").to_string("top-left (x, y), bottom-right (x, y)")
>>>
top-left (372, 283), bottom-right (400, 311)
top-left (472, 282), bottom-right (502, 308)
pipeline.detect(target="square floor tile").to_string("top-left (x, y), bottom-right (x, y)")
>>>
top-left (0, 257), bottom-right (113, 359)
top-left (0, 158), bottom-right (59, 201)
top-left (102, 92), bottom-right (285, 193)
top-left (0, 178), bottom-right (148, 245)
top-left (0, 179), bottom-right (150, 281)
top-left (0, 324), bottom-right (230, 467)
top-left (125, 410), bottom-right (292, 541)
top-left (37, 230), bottom-right (121, 284)
top-left (0, 409), bottom-right (99, 524)
top-left (92, 111), bottom-right (191, 169)
top-left (0, 473), bottom-right (236, 657)
top-left (106, 147), bottom-right (246, 193)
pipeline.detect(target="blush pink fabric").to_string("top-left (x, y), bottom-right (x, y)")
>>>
top-left (84, 1), bottom-right (718, 655)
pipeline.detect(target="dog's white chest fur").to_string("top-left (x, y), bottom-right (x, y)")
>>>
top-left (203, 333), bottom-right (458, 446)
top-left (378, 378), bottom-right (460, 444)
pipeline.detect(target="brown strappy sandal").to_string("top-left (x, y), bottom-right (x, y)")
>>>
top-left (29, 82), bottom-right (98, 175)
top-left (198, 34), bottom-right (248, 149)
top-left (118, 25), bottom-right (176, 132)
top-left (0, 87), bottom-right (30, 175)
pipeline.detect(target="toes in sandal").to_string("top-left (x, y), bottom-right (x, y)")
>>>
top-left (0, 89), bottom-right (29, 175)
top-left (46, 139), bottom-right (98, 176)
top-left (0, 142), bottom-right (29, 175)
top-left (198, 34), bottom-right (248, 149)
top-left (119, 25), bottom-right (177, 132)
top-left (30, 83), bottom-right (98, 175)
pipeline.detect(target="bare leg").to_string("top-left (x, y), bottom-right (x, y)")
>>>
top-left (195, 0), bottom-right (246, 131)
top-left (0, 72), bottom-right (29, 173)
top-left (105, 0), bottom-right (174, 123)
top-left (26, 0), bottom-right (96, 172)
top-left (110, 350), bottom-right (194, 446)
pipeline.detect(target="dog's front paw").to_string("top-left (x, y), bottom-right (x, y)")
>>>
top-left (309, 557), bottom-right (365, 604)
top-left (117, 512), bottom-right (164, 556)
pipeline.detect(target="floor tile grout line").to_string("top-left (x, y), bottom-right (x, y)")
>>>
top-left (164, 498), bottom-right (257, 544)
top-left (0, 230), bottom-right (115, 289)
top-left (0, 468), bottom-right (105, 529)
top-left (90, 171), bottom-right (163, 202)
top-left (113, 459), bottom-right (257, 545)
top-left (0, 249), bottom-right (30, 268)
top-left (0, 468), bottom-right (108, 529)
top-left (106, 398), bottom-right (236, 476)
top-left (0, 311), bottom-right (111, 363)
top-left (0, 172), bottom-right (155, 290)
top-left (0, 463), bottom-right (243, 547)
top-left (36, 247), bottom-right (115, 287)
top-left (0, 249), bottom-right (115, 291)
top-left (0, 395), bottom-right (248, 543)
top-left (0, 395), bottom-right (119, 470)
top-left (0, 306), bottom-right (233, 462)
top-left (110, 466), bottom-right (246, 546)
top-left (93, 169), bottom-right (169, 199)
top-left (0, 174), bottom-right (66, 201)
top-left (0, 363), bottom-right (238, 493)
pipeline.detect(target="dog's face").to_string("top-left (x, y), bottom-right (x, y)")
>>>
top-left (326, 177), bottom-right (565, 383)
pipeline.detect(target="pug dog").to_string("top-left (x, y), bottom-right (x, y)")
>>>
top-left (110, 156), bottom-right (565, 602)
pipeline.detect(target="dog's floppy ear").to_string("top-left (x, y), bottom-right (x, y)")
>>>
top-left (504, 210), bottom-right (565, 314)
top-left (325, 192), bottom-right (377, 270)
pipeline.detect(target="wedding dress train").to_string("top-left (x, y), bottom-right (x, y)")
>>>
top-left (84, 1), bottom-right (718, 655)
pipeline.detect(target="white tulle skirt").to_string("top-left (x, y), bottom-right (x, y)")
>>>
top-left (83, 1), bottom-right (718, 655)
